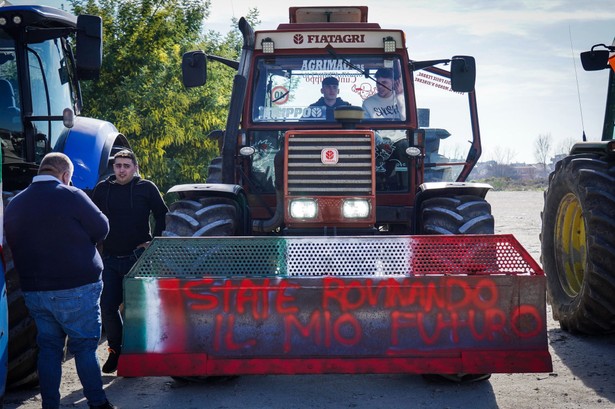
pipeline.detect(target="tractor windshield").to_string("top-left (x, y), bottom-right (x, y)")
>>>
top-left (1, 30), bottom-right (79, 166)
top-left (251, 55), bottom-right (407, 123)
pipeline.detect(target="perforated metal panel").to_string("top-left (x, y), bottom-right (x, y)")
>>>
top-left (285, 237), bottom-right (410, 276)
top-left (128, 235), bottom-right (542, 278)
top-left (410, 235), bottom-right (539, 275)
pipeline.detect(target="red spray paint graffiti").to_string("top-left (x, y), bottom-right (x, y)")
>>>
top-left (172, 276), bottom-right (544, 355)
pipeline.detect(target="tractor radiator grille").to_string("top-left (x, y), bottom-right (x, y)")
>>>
top-left (286, 133), bottom-right (373, 196)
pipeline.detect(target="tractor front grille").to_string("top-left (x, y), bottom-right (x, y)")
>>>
top-left (286, 133), bottom-right (374, 196)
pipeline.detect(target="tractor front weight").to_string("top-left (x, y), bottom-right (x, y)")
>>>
top-left (118, 234), bottom-right (552, 377)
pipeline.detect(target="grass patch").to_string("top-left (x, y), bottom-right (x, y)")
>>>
top-left (471, 177), bottom-right (548, 191)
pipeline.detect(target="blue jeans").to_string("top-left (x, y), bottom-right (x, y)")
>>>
top-left (23, 281), bottom-right (107, 409)
top-left (101, 254), bottom-right (138, 352)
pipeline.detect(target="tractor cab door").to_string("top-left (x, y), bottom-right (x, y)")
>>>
top-left (24, 36), bottom-right (80, 163)
top-left (0, 30), bottom-right (30, 190)
top-left (413, 66), bottom-right (481, 183)
top-left (0, 28), bottom-right (79, 189)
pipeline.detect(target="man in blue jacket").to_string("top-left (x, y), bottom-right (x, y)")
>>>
top-left (91, 149), bottom-right (168, 374)
top-left (5, 152), bottom-right (115, 409)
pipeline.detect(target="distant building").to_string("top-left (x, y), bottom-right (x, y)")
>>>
top-left (514, 164), bottom-right (540, 180)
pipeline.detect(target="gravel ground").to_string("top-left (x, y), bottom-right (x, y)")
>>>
top-left (4, 190), bottom-right (614, 409)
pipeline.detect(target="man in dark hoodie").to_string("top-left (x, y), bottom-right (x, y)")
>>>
top-left (307, 76), bottom-right (350, 121)
top-left (91, 149), bottom-right (168, 374)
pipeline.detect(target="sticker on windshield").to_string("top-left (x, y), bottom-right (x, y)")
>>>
top-left (300, 59), bottom-right (364, 71)
top-left (258, 106), bottom-right (326, 121)
top-left (271, 86), bottom-right (289, 105)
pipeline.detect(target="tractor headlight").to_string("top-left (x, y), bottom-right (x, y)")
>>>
top-left (342, 199), bottom-right (370, 218)
top-left (289, 199), bottom-right (318, 219)
top-left (383, 36), bottom-right (396, 53)
top-left (261, 38), bottom-right (275, 54)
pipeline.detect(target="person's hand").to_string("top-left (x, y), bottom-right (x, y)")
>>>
top-left (137, 241), bottom-right (150, 249)
top-left (394, 79), bottom-right (403, 94)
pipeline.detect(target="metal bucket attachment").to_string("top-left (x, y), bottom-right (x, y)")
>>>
top-left (118, 235), bottom-right (552, 377)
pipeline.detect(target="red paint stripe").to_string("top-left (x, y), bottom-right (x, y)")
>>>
top-left (118, 350), bottom-right (552, 377)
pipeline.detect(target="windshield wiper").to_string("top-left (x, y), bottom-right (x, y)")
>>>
top-left (324, 44), bottom-right (394, 91)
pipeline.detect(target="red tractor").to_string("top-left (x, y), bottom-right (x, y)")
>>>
top-left (119, 6), bottom-right (552, 380)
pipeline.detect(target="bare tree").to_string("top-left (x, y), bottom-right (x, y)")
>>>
top-left (490, 146), bottom-right (517, 178)
top-left (491, 146), bottom-right (517, 165)
top-left (534, 133), bottom-right (552, 172)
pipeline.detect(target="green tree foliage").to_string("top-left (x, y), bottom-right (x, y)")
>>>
top-left (68, 0), bottom-right (258, 193)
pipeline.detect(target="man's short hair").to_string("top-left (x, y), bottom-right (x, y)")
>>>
top-left (375, 68), bottom-right (394, 79)
top-left (38, 152), bottom-right (73, 176)
top-left (322, 76), bottom-right (339, 86)
top-left (114, 149), bottom-right (137, 166)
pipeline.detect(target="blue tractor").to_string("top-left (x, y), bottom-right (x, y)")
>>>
top-left (0, 4), bottom-right (130, 391)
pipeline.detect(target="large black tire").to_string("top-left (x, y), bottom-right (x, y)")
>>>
top-left (4, 258), bottom-right (39, 389)
top-left (420, 195), bottom-right (494, 235)
top-left (2, 193), bottom-right (38, 390)
top-left (541, 154), bottom-right (615, 334)
top-left (163, 197), bottom-right (238, 237)
top-left (418, 194), bottom-right (494, 383)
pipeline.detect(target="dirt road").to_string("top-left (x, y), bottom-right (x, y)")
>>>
top-left (4, 191), bottom-right (615, 409)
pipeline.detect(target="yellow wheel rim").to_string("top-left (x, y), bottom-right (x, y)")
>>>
top-left (554, 193), bottom-right (587, 297)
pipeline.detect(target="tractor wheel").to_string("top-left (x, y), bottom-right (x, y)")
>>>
top-left (163, 197), bottom-right (238, 237)
top-left (419, 194), bottom-right (494, 383)
top-left (4, 261), bottom-right (39, 389)
top-left (541, 154), bottom-right (615, 334)
top-left (2, 192), bottom-right (39, 390)
top-left (421, 195), bottom-right (494, 235)
top-left (163, 196), bottom-right (239, 383)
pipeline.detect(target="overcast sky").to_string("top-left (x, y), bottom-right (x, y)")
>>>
top-left (31, 0), bottom-right (615, 163)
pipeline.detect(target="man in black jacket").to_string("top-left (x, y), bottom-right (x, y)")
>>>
top-left (307, 76), bottom-right (350, 121)
top-left (91, 149), bottom-right (168, 374)
top-left (5, 152), bottom-right (115, 409)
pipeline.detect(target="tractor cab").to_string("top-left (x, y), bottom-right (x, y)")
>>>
top-left (183, 6), bottom-right (481, 234)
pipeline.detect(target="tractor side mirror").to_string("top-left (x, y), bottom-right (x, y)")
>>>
top-left (450, 56), bottom-right (476, 93)
top-left (580, 50), bottom-right (610, 71)
top-left (182, 51), bottom-right (207, 88)
top-left (76, 15), bottom-right (103, 80)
